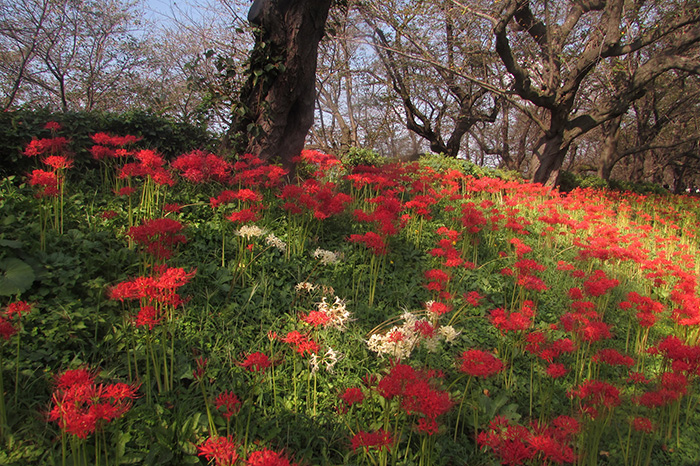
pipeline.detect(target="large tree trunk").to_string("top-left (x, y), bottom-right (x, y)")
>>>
top-left (597, 116), bottom-right (622, 180)
top-left (230, 0), bottom-right (332, 177)
top-left (531, 114), bottom-right (568, 187)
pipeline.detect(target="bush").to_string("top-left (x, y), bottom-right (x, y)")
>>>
top-left (0, 109), bottom-right (217, 178)
top-left (559, 171), bottom-right (668, 195)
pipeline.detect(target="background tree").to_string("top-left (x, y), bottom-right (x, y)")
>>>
top-left (359, 0), bottom-right (500, 159)
top-left (228, 0), bottom-right (334, 175)
top-left (0, 0), bottom-right (147, 112)
top-left (489, 0), bottom-right (700, 185)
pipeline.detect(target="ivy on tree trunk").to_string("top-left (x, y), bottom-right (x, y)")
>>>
top-left (230, 0), bottom-right (333, 178)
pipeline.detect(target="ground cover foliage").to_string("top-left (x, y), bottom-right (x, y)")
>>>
top-left (2, 123), bottom-right (700, 465)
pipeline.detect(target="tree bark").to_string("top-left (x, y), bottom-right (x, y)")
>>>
top-left (230, 0), bottom-right (332, 177)
top-left (597, 116), bottom-right (622, 180)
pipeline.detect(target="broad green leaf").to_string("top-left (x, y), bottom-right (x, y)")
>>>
top-left (0, 257), bottom-right (35, 296)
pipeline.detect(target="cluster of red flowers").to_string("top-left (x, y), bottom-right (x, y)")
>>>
top-left (109, 266), bottom-right (196, 329)
top-left (568, 379), bottom-right (621, 419)
top-left (239, 351), bottom-right (272, 372)
top-left (23, 136), bottom-right (70, 158)
top-left (0, 301), bottom-right (32, 340)
top-left (119, 149), bottom-right (175, 186)
top-left (524, 331), bottom-right (574, 362)
top-left (477, 415), bottom-right (578, 465)
top-left (293, 149), bottom-right (341, 178)
top-left (347, 231), bottom-right (387, 256)
top-left (489, 300), bottom-right (536, 334)
top-left (28, 169), bottom-right (59, 197)
top-left (197, 435), bottom-right (239, 466)
top-left (279, 179), bottom-right (352, 220)
top-left (458, 349), bottom-right (505, 378)
top-left (339, 387), bottom-right (365, 407)
top-left (24, 125), bottom-right (74, 197)
top-left (48, 367), bottom-right (138, 439)
top-left (197, 437), bottom-right (297, 466)
top-left (618, 292), bottom-right (665, 328)
top-left (353, 192), bottom-right (404, 237)
top-left (89, 132), bottom-right (141, 160)
top-left (460, 201), bottom-right (489, 234)
top-left (350, 428), bottom-right (393, 453)
top-left (423, 268), bottom-right (451, 297)
top-left (127, 217), bottom-right (187, 260)
top-left (429, 227), bottom-right (473, 269)
top-left (375, 364), bottom-right (452, 435)
top-left (247, 448), bottom-right (297, 466)
top-left (232, 153), bottom-right (287, 189)
top-left (280, 331), bottom-right (320, 357)
top-left (215, 391), bottom-right (241, 420)
top-left (172, 149), bottom-right (231, 184)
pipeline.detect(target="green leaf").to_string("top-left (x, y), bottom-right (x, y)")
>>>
top-left (0, 257), bottom-right (35, 296)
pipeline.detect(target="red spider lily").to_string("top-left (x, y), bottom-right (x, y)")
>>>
top-left (48, 368), bottom-right (138, 439)
top-left (232, 153), bottom-right (287, 189)
top-left (171, 150), bottom-right (231, 184)
top-left (239, 352), bottom-right (272, 372)
top-left (28, 169), bottom-right (58, 197)
top-left (339, 387), bottom-right (364, 406)
top-left (400, 378), bottom-right (452, 433)
top-left (197, 435), bottom-right (239, 466)
top-left (404, 194), bottom-right (438, 220)
top-left (592, 348), bottom-right (635, 367)
top-left (91, 132), bottom-right (141, 147)
top-left (300, 310), bottom-right (331, 327)
top-left (0, 318), bottom-right (18, 340)
top-left (351, 428), bottom-right (393, 453)
top-left (356, 192), bottom-right (404, 236)
top-left (460, 202), bottom-right (488, 234)
top-left (164, 203), bottom-right (182, 213)
top-left (429, 237), bottom-right (467, 268)
top-left (631, 417), bottom-right (654, 434)
top-left (127, 217), bottom-right (187, 260)
top-left (348, 231), bottom-right (387, 255)
top-left (426, 301), bottom-right (451, 316)
top-left (227, 207), bottom-right (262, 224)
top-left (215, 391), bottom-right (241, 420)
top-left (477, 415), bottom-right (578, 465)
top-left (44, 121), bottom-right (61, 131)
top-left (568, 380), bottom-right (621, 418)
top-left (458, 350), bottom-right (504, 378)
top-left (413, 320), bottom-right (436, 338)
top-left (582, 269), bottom-right (620, 297)
top-left (116, 186), bottom-right (137, 197)
top-left (193, 357), bottom-right (208, 380)
top-left (525, 331), bottom-right (577, 363)
top-left (619, 292), bottom-right (665, 328)
top-left (510, 237), bottom-right (532, 257)
top-left (424, 268), bottom-right (450, 293)
top-left (489, 300), bottom-right (535, 334)
top-left (42, 155), bottom-right (73, 170)
top-left (5, 301), bottom-right (32, 319)
top-left (376, 364), bottom-right (450, 433)
top-left (23, 137), bottom-right (70, 157)
top-left (118, 149), bottom-right (175, 186)
top-left (294, 148), bottom-right (341, 178)
top-left (247, 447), bottom-right (296, 466)
top-left (100, 210), bottom-right (118, 220)
top-left (545, 363), bottom-right (568, 379)
top-left (465, 291), bottom-right (483, 307)
top-left (133, 305), bottom-right (163, 330)
top-left (109, 266), bottom-right (195, 307)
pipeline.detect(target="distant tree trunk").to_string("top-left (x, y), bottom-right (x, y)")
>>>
top-left (230, 0), bottom-right (333, 177)
top-left (530, 113), bottom-right (568, 186)
top-left (598, 116), bottom-right (622, 180)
